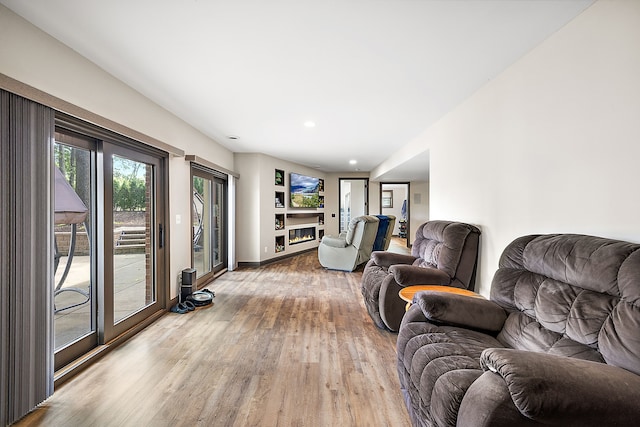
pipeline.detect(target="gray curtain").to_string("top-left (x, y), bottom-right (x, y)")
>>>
top-left (0, 89), bottom-right (54, 425)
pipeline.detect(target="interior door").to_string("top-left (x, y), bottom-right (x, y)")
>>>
top-left (102, 143), bottom-right (166, 341)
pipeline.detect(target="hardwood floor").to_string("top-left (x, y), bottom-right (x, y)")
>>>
top-left (16, 251), bottom-right (411, 427)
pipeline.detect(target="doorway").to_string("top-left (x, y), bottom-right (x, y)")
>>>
top-left (339, 178), bottom-right (368, 233)
top-left (380, 183), bottom-right (410, 248)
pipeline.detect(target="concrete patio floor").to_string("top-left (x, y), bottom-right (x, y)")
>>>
top-left (54, 253), bottom-right (149, 350)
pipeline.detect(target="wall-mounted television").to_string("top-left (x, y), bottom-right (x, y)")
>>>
top-left (290, 172), bottom-right (321, 208)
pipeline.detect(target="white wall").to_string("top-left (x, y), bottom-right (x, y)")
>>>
top-left (0, 6), bottom-right (235, 298)
top-left (235, 153), bottom-right (328, 263)
top-left (234, 154), bottom-right (262, 262)
top-left (414, 0), bottom-right (640, 295)
top-left (409, 181), bottom-right (429, 246)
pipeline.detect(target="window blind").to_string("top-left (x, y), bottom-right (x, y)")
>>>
top-left (0, 89), bottom-right (54, 425)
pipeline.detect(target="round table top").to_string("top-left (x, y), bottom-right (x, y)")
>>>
top-left (398, 285), bottom-right (484, 303)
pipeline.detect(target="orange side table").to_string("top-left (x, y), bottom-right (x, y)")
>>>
top-left (399, 285), bottom-right (484, 310)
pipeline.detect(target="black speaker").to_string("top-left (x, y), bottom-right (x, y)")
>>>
top-left (181, 268), bottom-right (196, 301)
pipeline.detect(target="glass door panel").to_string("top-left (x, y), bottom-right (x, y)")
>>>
top-left (192, 167), bottom-right (227, 285)
top-left (111, 155), bottom-right (156, 323)
top-left (212, 179), bottom-right (225, 271)
top-left (53, 141), bottom-right (96, 351)
top-left (53, 132), bottom-right (99, 371)
top-left (103, 142), bottom-right (164, 342)
top-left (193, 175), bottom-right (212, 278)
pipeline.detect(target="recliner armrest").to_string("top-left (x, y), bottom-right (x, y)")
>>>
top-left (389, 264), bottom-right (450, 286)
top-left (320, 235), bottom-right (347, 248)
top-left (370, 251), bottom-right (416, 268)
top-left (415, 292), bottom-right (507, 332)
top-left (480, 348), bottom-right (640, 426)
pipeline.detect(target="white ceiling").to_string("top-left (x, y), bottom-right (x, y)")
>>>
top-left (1, 0), bottom-right (594, 180)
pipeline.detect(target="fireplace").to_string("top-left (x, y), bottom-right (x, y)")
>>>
top-left (289, 226), bottom-right (316, 245)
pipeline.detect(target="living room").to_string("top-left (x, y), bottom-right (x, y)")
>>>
top-left (2, 0), bottom-right (640, 425)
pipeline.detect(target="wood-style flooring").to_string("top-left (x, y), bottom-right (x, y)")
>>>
top-left (16, 248), bottom-right (411, 427)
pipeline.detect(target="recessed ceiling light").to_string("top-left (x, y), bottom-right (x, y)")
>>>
top-left (304, 121), bottom-right (316, 128)
top-left (227, 135), bottom-right (239, 140)
top-left (349, 160), bottom-right (357, 165)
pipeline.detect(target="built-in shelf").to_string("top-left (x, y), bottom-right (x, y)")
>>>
top-left (272, 168), bottom-right (324, 257)
top-left (286, 213), bottom-right (318, 218)
top-left (275, 168), bottom-right (284, 186)
top-left (275, 213), bottom-right (285, 230)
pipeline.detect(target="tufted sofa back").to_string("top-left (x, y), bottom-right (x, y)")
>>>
top-left (411, 220), bottom-right (481, 290)
top-left (491, 234), bottom-right (640, 375)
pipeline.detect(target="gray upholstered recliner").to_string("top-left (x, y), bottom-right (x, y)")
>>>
top-left (318, 215), bottom-right (379, 272)
top-left (361, 220), bottom-right (480, 331)
top-left (397, 233), bottom-right (640, 427)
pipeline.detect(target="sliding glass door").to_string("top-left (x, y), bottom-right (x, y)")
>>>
top-left (192, 166), bottom-right (227, 285)
top-left (53, 124), bottom-right (167, 369)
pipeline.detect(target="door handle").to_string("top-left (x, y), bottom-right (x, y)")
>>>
top-left (159, 223), bottom-right (164, 248)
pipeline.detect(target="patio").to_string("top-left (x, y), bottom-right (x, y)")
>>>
top-left (54, 252), bottom-right (148, 350)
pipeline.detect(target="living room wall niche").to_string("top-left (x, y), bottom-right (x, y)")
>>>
top-left (235, 153), bottom-right (327, 264)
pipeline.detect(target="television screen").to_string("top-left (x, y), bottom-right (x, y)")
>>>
top-left (290, 172), bottom-right (321, 208)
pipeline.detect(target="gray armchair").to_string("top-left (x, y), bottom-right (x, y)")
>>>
top-left (397, 234), bottom-right (640, 427)
top-left (318, 215), bottom-right (379, 272)
top-left (361, 220), bottom-right (480, 331)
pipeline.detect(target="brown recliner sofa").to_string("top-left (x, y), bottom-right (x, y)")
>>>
top-left (397, 233), bottom-right (640, 427)
top-left (361, 220), bottom-right (480, 331)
